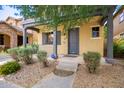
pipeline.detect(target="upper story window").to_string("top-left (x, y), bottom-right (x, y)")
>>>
top-left (0, 34), bottom-right (4, 45)
top-left (119, 12), bottom-right (124, 23)
top-left (92, 27), bottom-right (100, 38)
top-left (42, 31), bottom-right (61, 45)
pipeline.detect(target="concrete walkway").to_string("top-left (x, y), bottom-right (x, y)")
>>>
top-left (33, 56), bottom-right (79, 88)
top-left (33, 73), bottom-right (75, 88)
top-left (0, 55), bottom-right (13, 65)
top-left (0, 80), bottom-right (21, 88)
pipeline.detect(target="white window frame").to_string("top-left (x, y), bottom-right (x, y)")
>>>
top-left (90, 25), bottom-right (101, 39)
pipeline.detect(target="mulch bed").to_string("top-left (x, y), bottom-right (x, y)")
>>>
top-left (4, 62), bottom-right (56, 88)
top-left (73, 64), bottom-right (124, 88)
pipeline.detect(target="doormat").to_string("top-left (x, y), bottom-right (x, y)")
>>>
top-left (64, 54), bottom-right (78, 57)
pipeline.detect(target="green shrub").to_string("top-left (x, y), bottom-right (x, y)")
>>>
top-left (22, 44), bottom-right (39, 54)
top-left (31, 43), bottom-right (39, 54)
top-left (83, 52), bottom-right (101, 73)
top-left (113, 38), bottom-right (124, 58)
top-left (17, 47), bottom-right (33, 64)
top-left (37, 50), bottom-right (48, 67)
top-left (0, 61), bottom-right (21, 75)
top-left (7, 47), bottom-right (19, 61)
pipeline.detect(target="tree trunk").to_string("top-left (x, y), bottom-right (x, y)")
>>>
top-left (107, 6), bottom-right (114, 58)
top-left (53, 26), bottom-right (58, 58)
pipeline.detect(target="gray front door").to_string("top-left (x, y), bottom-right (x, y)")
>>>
top-left (68, 28), bottom-right (79, 54)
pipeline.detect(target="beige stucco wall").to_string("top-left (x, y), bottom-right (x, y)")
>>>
top-left (26, 29), bottom-right (39, 45)
top-left (79, 22), bottom-right (104, 56)
top-left (113, 9), bottom-right (124, 38)
top-left (32, 31), bottom-right (39, 44)
top-left (35, 16), bottom-right (104, 56)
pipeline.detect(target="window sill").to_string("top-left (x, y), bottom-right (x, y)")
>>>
top-left (90, 37), bottom-right (101, 39)
top-left (42, 44), bottom-right (61, 45)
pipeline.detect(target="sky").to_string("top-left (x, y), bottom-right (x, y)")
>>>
top-left (0, 6), bottom-right (22, 21)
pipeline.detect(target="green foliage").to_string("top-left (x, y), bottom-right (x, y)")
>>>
top-left (19, 44), bottom-right (39, 54)
top-left (0, 61), bottom-right (21, 75)
top-left (37, 50), bottom-right (47, 62)
top-left (17, 47), bottom-right (33, 64)
top-left (113, 38), bottom-right (124, 58)
top-left (37, 50), bottom-right (48, 67)
top-left (83, 52), bottom-right (101, 73)
top-left (7, 47), bottom-right (19, 61)
top-left (7, 44), bottom-right (39, 64)
top-left (11, 5), bottom-right (110, 33)
top-left (104, 26), bottom-right (108, 39)
top-left (30, 43), bottom-right (39, 54)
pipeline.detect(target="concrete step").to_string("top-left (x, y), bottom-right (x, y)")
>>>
top-left (56, 61), bottom-right (78, 72)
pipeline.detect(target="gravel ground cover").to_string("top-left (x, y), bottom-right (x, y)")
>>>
top-left (73, 64), bottom-right (124, 88)
top-left (4, 62), bottom-right (56, 88)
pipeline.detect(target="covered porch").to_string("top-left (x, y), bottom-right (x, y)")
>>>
top-left (22, 6), bottom-right (115, 59)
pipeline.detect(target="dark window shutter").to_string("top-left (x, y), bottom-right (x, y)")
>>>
top-left (57, 31), bottom-right (61, 45)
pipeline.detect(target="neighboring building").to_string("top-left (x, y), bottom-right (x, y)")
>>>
top-left (0, 17), bottom-right (33, 49)
top-left (23, 16), bottom-right (104, 56)
top-left (6, 16), bottom-right (23, 28)
top-left (113, 6), bottom-right (124, 39)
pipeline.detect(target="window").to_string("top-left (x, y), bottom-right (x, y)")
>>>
top-left (42, 31), bottom-right (61, 45)
top-left (0, 34), bottom-right (4, 45)
top-left (119, 12), bottom-right (124, 23)
top-left (120, 32), bottom-right (124, 38)
top-left (92, 27), bottom-right (100, 38)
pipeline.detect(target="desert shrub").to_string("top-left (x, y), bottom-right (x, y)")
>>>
top-left (17, 47), bottom-right (33, 64)
top-left (0, 61), bottom-right (21, 75)
top-left (30, 43), bottom-right (39, 54)
top-left (7, 47), bottom-right (19, 61)
top-left (37, 50), bottom-right (48, 67)
top-left (83, 51), bottom-right (101, 73)
top-left (20, 44), bottom-right (39, 54)
top-left (113, 38), bottom-right (124, 58)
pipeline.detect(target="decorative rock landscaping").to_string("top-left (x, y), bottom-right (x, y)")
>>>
top-left (4, 62), bottom-right (56, 88)
top-left (73, 64), bottom-right (124, 88)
